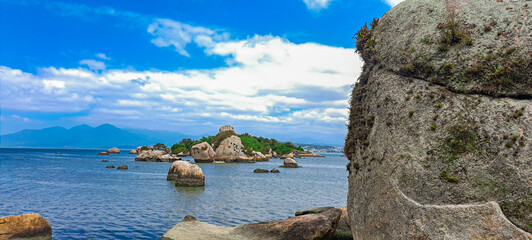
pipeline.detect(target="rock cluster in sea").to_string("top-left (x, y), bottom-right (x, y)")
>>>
top-left (345, 0), bottom-right (531, 238)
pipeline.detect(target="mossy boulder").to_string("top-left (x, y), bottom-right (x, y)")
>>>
top-left (345, 0), bottom-right (532, 238)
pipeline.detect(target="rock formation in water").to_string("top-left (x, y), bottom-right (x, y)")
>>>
top-left (135, 150), bottom-right (181, 162)
top-left (280, 158), bottom-right (299, 168)
top-left (345, 0), bottom-right (531, 238)
top-left (190, 142), bottom-right (216, 163)
top-left (162, 208), bottom-right (342, 240)
top-left (0, 213), bottom-right (52, 240)
top-left (117, 165), bottom-right (128, 170)
top-left (167, 160), bottom-right (205, 187)
top-left (107, 147), bottom-right (120, 154)
top-left (214, 135), bottom-right (246, 162)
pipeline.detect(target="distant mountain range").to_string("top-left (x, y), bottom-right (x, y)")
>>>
top-left (0, 124), bottom-right (195, 149)
top-left (0, 124), bottom-right (342, 151)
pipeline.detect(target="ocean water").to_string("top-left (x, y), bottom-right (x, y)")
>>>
top-left (0, 148), bottom-right (348, 239)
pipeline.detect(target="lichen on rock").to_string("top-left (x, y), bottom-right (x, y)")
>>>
top-left (345, 0), bottom-right (531, 237)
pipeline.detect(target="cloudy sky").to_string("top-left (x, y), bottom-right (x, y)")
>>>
top-left (0, 0), bottom-right (401, 146)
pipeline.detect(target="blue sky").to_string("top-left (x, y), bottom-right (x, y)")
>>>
top-left (0, 0), bottom-right (401, 146)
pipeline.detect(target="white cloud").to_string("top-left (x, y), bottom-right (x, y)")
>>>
top-left (303, 0), bottom-right (333, 11)
top-left (147, 19), bottom-right (228, 57)
top-left (384, 0), bottom-right (405, 7)
top-left (1, 25), bottom-right (362, 144)
top-left (95, 53), bottom-right (111, 60)
top-left (79, 59), bottom-right (106, 71)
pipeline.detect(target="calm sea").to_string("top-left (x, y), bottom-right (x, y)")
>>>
top-left (0, 148), bottom-right (348, 239)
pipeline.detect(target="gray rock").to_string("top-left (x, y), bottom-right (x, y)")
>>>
top-left (191, 142), bottom-right (216, 163)
top-left (0, 213), bottom-right (52, 240)
top-left (335, 207), bottom-right (352, 239)
top-left (253, 168), bottom-right (269, 173)
top-left (167, 160), bottom-right (205, 187)
top-left (219, 125), bottom-right (235, 133)
top-left (162, 208), bottom-right (342, 240)
top-left (215, 135), bottom-right (245, 162)
top-left (280, 158), bottom-right (299, 168)
top-left (135, 150), bottom-right (181, 162)
top-left (295, 207), bottom-right (334, 216)
top-left (345, 0), bottom-right (532, 238)
top-left (117, 165), bottom-right (128, 170)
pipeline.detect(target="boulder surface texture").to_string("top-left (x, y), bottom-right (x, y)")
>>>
top-left (135, 150), bottom-right (181, 162)
top-left (215, 135), bottom-right (245, 162)
top-left (345, 0), bottom-right (531, 239)
top-left (162, 208), bottom-right (342, 240)
top-left (0, 213), bottom-right (52, 240)
top-left (167, 160), bottom-right (205, 187)
top-left (191, 142), bottom-right (216, 163)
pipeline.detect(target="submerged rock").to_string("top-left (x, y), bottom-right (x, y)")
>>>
top-left (345, 0), bottom-right (532, 238)
top-left (167, 160), bottom-right (205, 187)
top-left (135, 150), bottom-right (181, 162)
top-left (107, 148), bottom-right (120, 154)
top-left (101, 160), bottom-right (109, 162)
top-left (253, 168), bottom-right (269, 173)
top-left (280, 158), bottom-right (299, 168)
top-left (270, 168), bottom-right (280, 173)
top-left (97, 152), bottom-right (109, 156)
top-left (0, 213), bottom-right (52, 240)
top-left (106, 165), bottom-right (115, 168)
top-left (162, 208), bottom-right (342, 240)
top-left (117, 165), bottom-right (128, 170)
top-left (191, 142), bottom-right (216, 163)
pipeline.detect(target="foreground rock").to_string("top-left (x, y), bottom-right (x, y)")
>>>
top-left (280, 158), bottom-right (298, 168)
top-left (117, 165), bottom-right (128, 170)
top-left (191, 142), bottom-right (216, 163)
top-left (295, 207), bottom-right (334, 216)
top-left (0, 213), bottom-right (52, 240)
top-left (345, 0), bottom-right (532, 238)
top-left (107, 147), bottom-right (120, 154)
top-left (135, 150), bottom-right (181, 162)
top-left (335, 207), bottom-right (351, 239)
top-left (162, 208), bottom-right (342, 240)
top-left (167, 160), bottom-right (205, 187)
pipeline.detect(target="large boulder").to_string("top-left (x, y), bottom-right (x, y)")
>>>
top-left (280, 158), bottom-right (299, 168)
top-left (191, 142), bottom-right (216, 163)
top-left (135, 150), bottom-right (181, 162)
top-left (219, 125), bottom-right (235, 133)
top-left (345, 0), bottom-right (532, 238)
top-left (162, 208), bottom-right (342, 240)
top-left (214, 135), bottom-right (245, 162)
top-left (0, 213), bottom-right (52, 240)
top-left (279, 152), bottom-right (294, 159)
top-left (107, 147), bottom-right (120, 154)
top-left (253, 151), bottom-right (268, 162)
top-left (167, 160), bottom-right (205, 187)
top-left (233, 208), bottom-right (342, 240)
